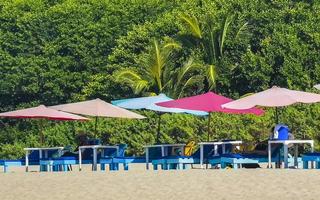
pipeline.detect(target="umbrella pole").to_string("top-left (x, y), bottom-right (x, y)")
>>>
top-left (156, 113), bottom-right (161, 144)
top-left (275, 107), bottom-right (279, 124)
top-left (207, 112), bottom-right (211, 141)
top-left (94, 116), bottom-right (98, 138)
top-left (39, 119), bottom-right (44, 145)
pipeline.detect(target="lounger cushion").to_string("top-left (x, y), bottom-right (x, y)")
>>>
top-left (303, 152), bottom-right (320, 156)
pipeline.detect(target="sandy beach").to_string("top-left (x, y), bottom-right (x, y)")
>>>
top-left (1, 164), bottom-right (319, 200)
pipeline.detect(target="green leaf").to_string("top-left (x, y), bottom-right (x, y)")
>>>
top-left (180, 14), bottom-right (202, 39)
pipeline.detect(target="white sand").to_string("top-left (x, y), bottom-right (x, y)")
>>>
top-left (1, 164), bottom-right (320, 200)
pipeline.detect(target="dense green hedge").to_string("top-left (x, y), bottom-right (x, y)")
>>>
top-left (0, 0), bottom-right (320, 158)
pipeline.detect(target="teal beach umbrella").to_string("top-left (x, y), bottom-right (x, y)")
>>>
top-left (112, 94), bottom-right (207, 143)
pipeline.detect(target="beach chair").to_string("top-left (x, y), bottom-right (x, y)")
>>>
top-left (146, 147), bottom-right (166, 170)
top-left (214, 125), bottom-right (301, 169)
top-left (39, 139), bottom-right (102, 172)
top-left (153, 142), bottom-right (217, 170)
top-left (1, 149), bottom-right (59, 173)
top-left (0, 159), bottom-right (24, 173)
top-left (100, 144), bottom-right (127, 171)
top-left (215, 142), bottom-right (291, 169)
top-left (302, 153), bottom-right (320, 169)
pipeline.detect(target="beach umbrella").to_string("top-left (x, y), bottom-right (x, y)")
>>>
top-left (156, 92), bottom-right (263, 141)
top-left (221, 86), bottom-right (320, 123)
top-left (50, 98), bottom-right (145, 136)
top-left (112, 94), bottom-right (207, 143)
top-left (0, 105), bottom-right (89, 143)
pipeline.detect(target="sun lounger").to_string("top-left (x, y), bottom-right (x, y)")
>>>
top-left (152, 142), bottom-right (224, 170)
top-left (0, 150), bottom-right (57, 173)
top-left (213, 139), bottom-right (300, 169)
top-left (163, 140), bottom-right (240, 170)
top-left (100, 144), bottom-right (128, 171)
top-left (302, 152), bottom-right (320, 169)
top-left (0, 159), bottom-right (24, 173)
top-left (39, 139), bottom-right (103, 172)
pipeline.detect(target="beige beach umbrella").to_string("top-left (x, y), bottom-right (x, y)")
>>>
top-left (50, 98), bottom-right (145, 135)
top-left (222, 86), bottom-right (320, 123)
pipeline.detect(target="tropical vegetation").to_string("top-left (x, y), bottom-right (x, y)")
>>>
top-left (0, 0), bottom-right (320, 158)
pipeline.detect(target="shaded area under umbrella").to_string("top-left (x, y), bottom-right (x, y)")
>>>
top-left (0, 105), bottom-right (89, 143)
top-left (112, 93), bottom-right (207, 143)
top-left (50, 98), bottom-right (145, 137)
top-left (157, 92), bottom-right (264, 141)
top-left (222, 86), bottom-right (320, 124)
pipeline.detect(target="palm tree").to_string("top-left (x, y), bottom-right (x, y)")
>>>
top-left (179, 14), bottom-right (248, 91)
top-left (115, 39), bottom-right (201, 98)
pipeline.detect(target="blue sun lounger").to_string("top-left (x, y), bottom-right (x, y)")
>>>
top-left (39, 139), bottom-right (103, 172)
top-left (214, 153), bottom-right (275, 169)
top-left (100, 144), bottom-right (126, 171)
top-left (152, 144), bottom-right (223, 170)
top-left (0, 159), bottom-right (24, 173)
top-left (213, 125), bottom-right (301, 169)
top-left (1, 150), bottom-right (59, 172)
top-left (302, 153), bottom-right (320, 169)
top-left (212, 142), bottom-right (301, 169)
top-left (100, 144), bottom-right (147, 171)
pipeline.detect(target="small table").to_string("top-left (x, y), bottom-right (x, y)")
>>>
top-left (144, 144), bottom-right (186, 170)
top-left (24, 147), bottom-right (64, 172)
top-left (268, 140), bottom-right (314, 169)
top-left (198, 141), bottom-right (242, 169)
top-left (78, 145), bottom-right (119, 171)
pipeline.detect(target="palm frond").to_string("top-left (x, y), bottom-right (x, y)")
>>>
top-left (180, 14), bottom-right (202, 39)
top-left (178, 75), bottom-right (203, 98)
top-left (150, 40), bottom-right (163, 92)
top-left (219, 15), bottom-right (233, 57)
top-left (115, 70), bottom-right (149, 94)
top-left (115, 70), bottom-right (142, 82)
top-left (207, 64), bottom-right (217, 90)
top-left (235, 22), bottom-right (248, 40)
top-left (163, 41), bottom-right (181, 49)
top-left (176, 58), bottom-right (201, 87)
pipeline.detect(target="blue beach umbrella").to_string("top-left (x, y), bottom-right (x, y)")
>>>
top-left (112, 94), bottom-right (207, 143)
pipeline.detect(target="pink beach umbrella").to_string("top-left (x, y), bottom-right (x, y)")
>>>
top-left (222, 86), bottom-right (320, 123)
top-left (0, 105), bottom-right (89, 143)
top-left (50, 98), bottom-right (145, 135)
top-left (156, 92), bottom-right (264, 141)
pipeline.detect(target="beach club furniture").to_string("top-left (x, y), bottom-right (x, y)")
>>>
top-left (0, 105), bottom-right (88, 144)
top-left (157, 92), bottom-right (263, 141)
top-left (200, 140), bottom-right (242, 168)
top-left (268, 140), bottom-right (314, 168)
top-left (100, 144), bottom-right (129, 171)
top-left (213, 143), bottom-right (281, 169)
top-left (144, 144), bottom-right (185, 170)
top-left (50, 99), bottom-right (145, 136)
top-left (39, 139), bottom-right (102, 172)
top-left (151, 141), bottom-right (196, 170)
top-left (164, 142), bottom-right (218, 170)
top-left (0, 160), bottom-right (23, 173)
top-left (162, 140), bottom-right (239, 170)
top-left (218, 154), bottom-right (260, 169)
top-left (39, 156), bottom-right (77, 172)
top-left (0, 150), bottom-right (42, 173)
top-left (302, 153), bottom-right (320, 169)
top-left (221, 86), bottom-right (320, 124)
top-left (25, 147), bottom-right (64, 172)
top-left (0, 148), bottom-right (63, 173)
top-left (112, 94), bottom-right (207, 143)
top-left (79, 145), bottom-right (119, 171)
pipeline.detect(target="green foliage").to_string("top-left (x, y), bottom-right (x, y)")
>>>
top-left (1, 0), bottom-right (320, 158)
